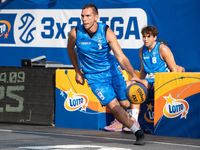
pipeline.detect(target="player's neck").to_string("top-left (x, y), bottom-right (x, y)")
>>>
top-left (86, 22), bottom-right (98, 33)
top-left (86, 23), bottom-right (98, 38)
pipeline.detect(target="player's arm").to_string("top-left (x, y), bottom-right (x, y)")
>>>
top-left (159, 44), bottom-right (177, 72)
top-left (139, 47), bottom-right (146, 79)
top-left (67, 28), bottom-right (85, 85)
top-left (106, 28), bottom-right (146, 86)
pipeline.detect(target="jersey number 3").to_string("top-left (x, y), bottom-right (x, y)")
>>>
top-left (98, 44), bottom-right (102, 50)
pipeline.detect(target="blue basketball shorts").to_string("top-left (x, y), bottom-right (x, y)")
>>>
top-left (89, 74), bottom-right (127, 106)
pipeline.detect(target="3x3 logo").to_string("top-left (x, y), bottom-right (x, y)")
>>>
top-left (0, 13), bottom-right (36, 44)
top-left (18, 13), bottom-right (36, 43)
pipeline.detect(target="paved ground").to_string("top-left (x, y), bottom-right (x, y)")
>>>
top-left (0, 123), bottom-right (199, 150)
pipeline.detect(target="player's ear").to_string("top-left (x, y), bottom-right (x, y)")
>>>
top-left (95, 14), bottom-right (99, 22)
top-left (154, 36), bottom-right (157, 41)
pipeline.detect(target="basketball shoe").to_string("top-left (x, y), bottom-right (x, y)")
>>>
top-left (134, 129), bottom-right (145, 145)
top-left (104, 119), bottom-right (123, 131)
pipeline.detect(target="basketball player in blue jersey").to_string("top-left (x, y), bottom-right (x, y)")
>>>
top-left (140, 25), bottom-right (179, 99)
top-left (127, 26), bottom-right (185, 134)
top-left (67, 3), bottom-right (147, 145)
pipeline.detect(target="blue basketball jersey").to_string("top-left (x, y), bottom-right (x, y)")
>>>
top-left (142, 42), bottom-right (169, 82)
top-left (76, 22), bottom-right (115, 74)
top-left (75, 23), bottom-right (127, 103)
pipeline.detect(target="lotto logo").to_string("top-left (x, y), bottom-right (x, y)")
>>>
top-left (163, 94), bottom-right (189, 119)
top-left (0, 20), bottom-right (11, 39)
top-left (60, 88), bottom-right (89, 112)
top-left (0, 14), bottom-right (16, 44)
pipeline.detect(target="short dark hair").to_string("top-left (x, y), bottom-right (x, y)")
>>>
top-left (82, 3), bottom-right (98, 15)
top-left (141, 25), bottom-right (158, 37)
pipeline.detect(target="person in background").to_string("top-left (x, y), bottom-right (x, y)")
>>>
top-left (140, 25), bottom-right (185, 100)
top-left (1, 0), bottom-right (6, 3)
top-left (67, 3), bottom-right (147, 145)
top-left (157, 39), bottom-right (185, 72)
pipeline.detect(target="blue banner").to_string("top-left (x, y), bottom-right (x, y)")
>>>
top-left (0, 0), bottom-right (200, 72)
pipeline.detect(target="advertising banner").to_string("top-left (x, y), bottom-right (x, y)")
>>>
top-left (55, 69), bottom-right (114, 130)
top-left (0, 0), bottom-right (148, 70)
top-left (139, 98), bottom-right (154, 134)
top-left (154, 72), bottom-right (200, 138)
top-left (55, 69), bottom-right (140, 130)
top-left (1, 0), bottom-right (199, 72)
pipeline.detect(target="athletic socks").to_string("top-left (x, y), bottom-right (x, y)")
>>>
top-left (130, 121), bottom-right (140, 133)
top-left (131, 109), bottom-right (139, 122)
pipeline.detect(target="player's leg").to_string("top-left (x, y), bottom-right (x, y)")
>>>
top-left (107, 99), bottom-right (133, 129)
top-left (104, 73), bottom-right (130, 132)
top-left (125, 79), bottom-right (148, 121)
top-left (112, 75), bottom-right (145, 143)
top-left (104, 78), bottom-right (148, 132)
top-left (89, 81), bottom-right (124, 132)
top-left (107, 99), bottom-right (145, 145)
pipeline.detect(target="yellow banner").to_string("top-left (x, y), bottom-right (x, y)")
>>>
top-left (56, 69), bottom-right (139, 113)
top-left (154, 72), bottom-right (200, 126)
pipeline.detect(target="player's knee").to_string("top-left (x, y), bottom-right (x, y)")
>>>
top-left (119, 100), bottom-right (130, 109)
top-left (143, 79), bottom-right (149, 88)
top-left (108, 104), bottom-right (123, 116)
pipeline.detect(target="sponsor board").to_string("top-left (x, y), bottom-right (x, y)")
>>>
top-left (139, 98), bottom-right (154, 134)
top-left (55, 69), bottom-right (114, 130)
top-left (54, 69), bottom-right (138, 130)
top-left (154, 72), bottom-right (200, 138)
top-left (0, 9), bottom-right (147, 49)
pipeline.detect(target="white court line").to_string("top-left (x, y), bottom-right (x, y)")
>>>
top-left (0, 129), bottom-right (199, 149)
top-left (19, 145), bottom-right (132, 150)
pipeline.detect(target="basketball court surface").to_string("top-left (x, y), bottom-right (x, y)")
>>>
top-left (0, 123), bottom-right (199, 150)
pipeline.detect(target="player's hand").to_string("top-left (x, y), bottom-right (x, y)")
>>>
top-left (131, 77), bottom-right (148, 89)
top-left (139, 79), bottom-right (148, 89)
top-left (75, 72), bottom-right (85, 85)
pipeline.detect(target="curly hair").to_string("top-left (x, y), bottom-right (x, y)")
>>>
top-left (141, 25), bottom-right (158, 37)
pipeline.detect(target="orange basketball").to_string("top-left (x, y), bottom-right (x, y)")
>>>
top-left (126, 83), bottom-right (147, 104)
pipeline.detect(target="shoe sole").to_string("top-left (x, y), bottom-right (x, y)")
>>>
top-left (134, 141), bottom-right (145, 146)
top-left (122, 129), bottom-right (133, 133)
top-left (104, 129), bottom-right (122, 132)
